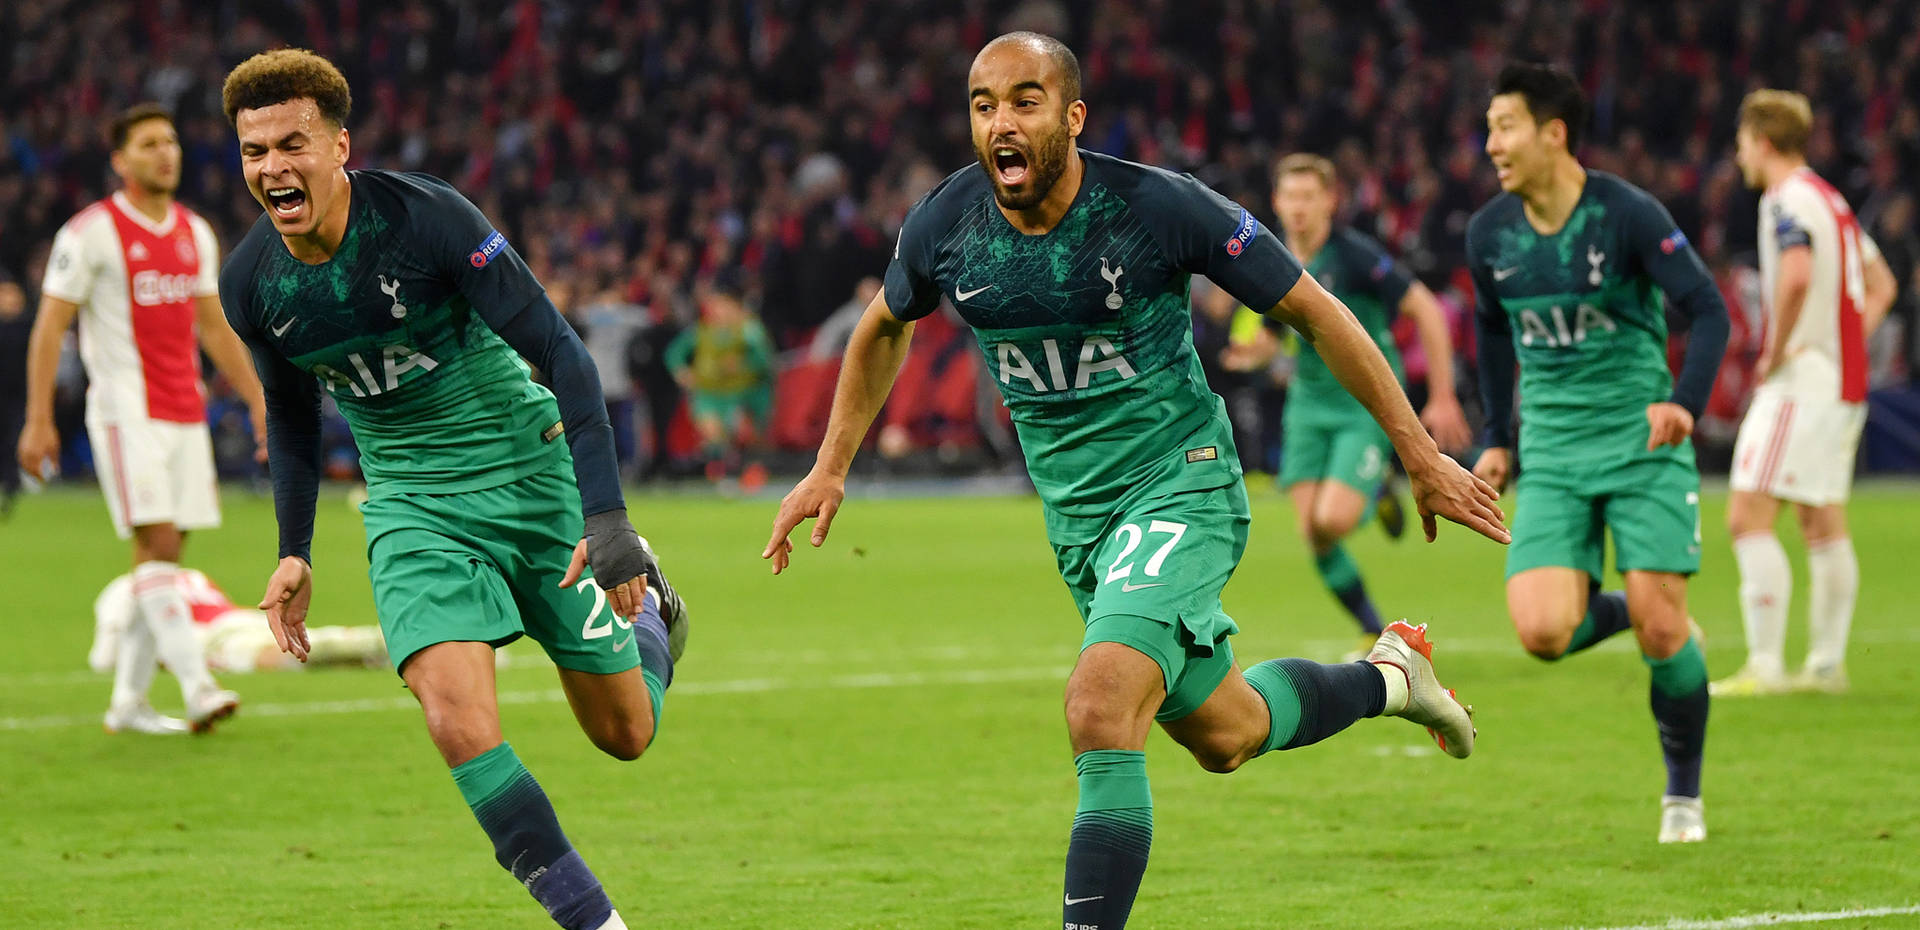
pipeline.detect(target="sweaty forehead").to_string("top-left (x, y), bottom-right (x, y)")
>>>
top-left (237, 99), bottom-right (328, 139)
top-left (968, 44), bottom-right (1060, 96)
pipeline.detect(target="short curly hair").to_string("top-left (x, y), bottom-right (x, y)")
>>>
top-left (221, 48), bottom-right (352, 128)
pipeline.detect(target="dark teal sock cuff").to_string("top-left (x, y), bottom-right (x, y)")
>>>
top-left (642, 668), bottom-right (667, 730)
top-left (1313, 544), bottom-right (1361, 591)
top-left (450, 742), bottom-right (523, 808)
top-left (1243, 660), bottom-right (1303, 755)
top-left (1645, 637), bottom-right (1709, 698)
top-left (1073, 749), bottom-right (1151, 818)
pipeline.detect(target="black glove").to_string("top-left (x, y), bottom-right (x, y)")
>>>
top-left (583, 508), bottom-right (651, 590)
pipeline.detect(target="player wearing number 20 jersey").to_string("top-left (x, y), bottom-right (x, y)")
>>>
top-left (220, 49), bottom-right (677, 930)
top-left (770, 34), bottom-right (1499, 930)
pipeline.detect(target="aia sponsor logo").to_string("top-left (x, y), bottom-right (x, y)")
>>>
top-left (131, 270), bottom-right (196, 306)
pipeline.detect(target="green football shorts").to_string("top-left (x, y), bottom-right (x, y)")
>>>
top-left (1051, 483), bottom-right (1249, 722)
top-left (360, 463), bottom-right (640, 677)
top-left (689, 386), bottom-right (773, 430)
top-left (1505, 455), bottom-right (1703, 580)
top-left (1279, 416), bottom-right (1392, 494)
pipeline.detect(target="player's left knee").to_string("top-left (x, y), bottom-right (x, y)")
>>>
top-left (1632, 619), bottom-right (1690, 660)
top-left (592, 720), bottom-right (654, 762)
top-left (1188, 736), bottom-right (1253, 774)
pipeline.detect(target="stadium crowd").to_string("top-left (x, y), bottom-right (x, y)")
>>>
top-left (4, 0), bottom-right (1919, 482)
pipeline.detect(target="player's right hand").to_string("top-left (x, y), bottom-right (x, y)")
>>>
top-left (15, 419), bottom-right (59, 480)
top-left (1408, 452), bottom-right (1509, 544)
top-left (763, 468), bottom-right (846, 575)
top-left (1472, 447), bottom-right (1512, 493)
top-left (258, 556), bottom-right (314, 663)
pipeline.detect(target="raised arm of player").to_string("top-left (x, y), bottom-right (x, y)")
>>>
top-left (193, 295), bottom-right (269, 463)
top-left (14, 295), bottom-right (80, 480)
top-left (1399, 283), bottom-right (1471, 452)
top-left (762, 288), bottom-right (915, 573)
top-left (410, 173), bottom-right (649, 617)
top-left (1266, 273), bottom-right (1507, 543)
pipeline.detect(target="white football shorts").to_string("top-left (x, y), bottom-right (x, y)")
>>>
top-left (1730, 388), bottom-right (1867, 506)
top-left (87, 417), bottom-right (221, 539)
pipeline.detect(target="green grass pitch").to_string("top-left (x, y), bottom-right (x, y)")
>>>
top-left (2, 481), bottom-right (1917, 929)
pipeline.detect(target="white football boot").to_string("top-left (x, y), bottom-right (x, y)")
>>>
top-left (1366, 621), bottom-right (1475, 758)
top-left (1709, 663), bottom-right (1789, 697)
top-left (186, 687), bottom-right (241, 734)
top-left (1789, 664), bottom-right (1849, 695)
top-left (1658, 795), bottom-right (1707, 844)
top-left (103, 702), bottom-right (189, 735)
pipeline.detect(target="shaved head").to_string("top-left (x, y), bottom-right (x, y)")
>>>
top-left (975, 31), bottom-right (1081, 103)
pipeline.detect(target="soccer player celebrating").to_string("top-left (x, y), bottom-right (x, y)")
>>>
top-left (218, 50), bottom-right (686, 930)
top-left (765, 33), bottom-right (1506, 930)
top-left (1714, 90), bottom-right (1898, 696)
top-left (16, 103), bottom-right (259, 735)
top-left (1468, 63), bottom-right (1730, 843)
top-left (1267, 153), bottom-right (1472, 656)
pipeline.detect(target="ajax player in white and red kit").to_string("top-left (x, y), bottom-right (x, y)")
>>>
top-left (90, 569), bottom-right (385, 677)
top-left (16, 104), bottom-right (266, 734)
top-left (1716, 91), bottom-right (1898, 697)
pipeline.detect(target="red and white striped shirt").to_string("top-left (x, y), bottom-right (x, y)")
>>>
top-left (41, 192), bottom-right (220, 424)
top-left (1756, 167), bottom-right (1880, 403)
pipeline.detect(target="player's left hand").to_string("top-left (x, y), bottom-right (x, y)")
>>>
top-left (1645, 402), bottom-right (1695, 450)
top-left (566, 509), bottom-right (650, 619)
top-left (259, 556), bottom-right (314, 662)
top-left (1406, 452), bottom-right (1510, 545)
top-left (248, 402), bottom-right (269, 465)
top-left (1420, 396), bottom-right (1473, 453)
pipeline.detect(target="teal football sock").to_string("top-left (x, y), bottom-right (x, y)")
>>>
top-left (452, 743), bottom-right (614, 929)
top-left (1063, 749), bottom-right (1152, 930)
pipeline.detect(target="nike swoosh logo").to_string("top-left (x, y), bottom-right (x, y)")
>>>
top-left (269, 318), bottom-right (294, 337)
top-left (611, 632), bottom-right (633, 653)
top-left (1065, 894), bottom-right (1105, 906)
top-left (1492, 267), bottom-right (1520, 282)
top-left (955, 284), bottom-right (993, 301)
top-left (1120, 582), bottom-right (1166, 592)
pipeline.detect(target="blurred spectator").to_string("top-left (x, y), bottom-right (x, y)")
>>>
top-left (576, 283), bottom-right (647, 474)
top-left (667, 274), bottom-right (775, 483)
top-left (0, 277), bottom-right (29, 513)
top-left (1192, 279), bottom-right (1272, 474)
top-left (5, 0), bottom-right (1918, 474)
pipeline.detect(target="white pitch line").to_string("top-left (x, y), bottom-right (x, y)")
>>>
top-left (0, 664), bottom-right (1072, 732)
top-left (1570, 903), bottom-right (1920, 930)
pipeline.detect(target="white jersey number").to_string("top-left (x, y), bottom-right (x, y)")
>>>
top-left (1104, 520), bottom-right (1188, 585)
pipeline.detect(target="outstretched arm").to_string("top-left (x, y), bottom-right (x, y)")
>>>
top-left (240, 324), bottom-right (323, 661)
top-left (1399, 282), bottom-right (1471, 452)
top-left (1265, 273), bottom-right (1507, 543)
top-left (763, 289), bottom-right (915, 573)
top-left (487, 296), bottom-right (651, 618)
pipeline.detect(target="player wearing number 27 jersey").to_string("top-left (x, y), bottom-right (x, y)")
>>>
top-left (766, 33), bottom-right (1507, 930)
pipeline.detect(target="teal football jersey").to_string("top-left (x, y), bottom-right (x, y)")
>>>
top-left (886, 151), bottom-right (1303, 540)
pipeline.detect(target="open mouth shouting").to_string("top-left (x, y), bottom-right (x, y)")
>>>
top-left (265, 184), bottom-right (308, 223)
top-left (992, 144), bottom-right (1030, 186)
